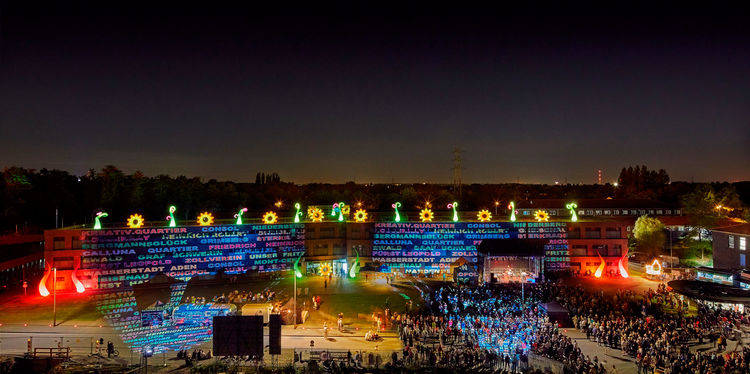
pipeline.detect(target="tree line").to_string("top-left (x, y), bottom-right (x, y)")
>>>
top-left (1, 165), bottom-right (747, 233)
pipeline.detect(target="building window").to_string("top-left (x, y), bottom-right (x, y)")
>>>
top-left (589, 244), bottom-right (607, 256)
top-left (741, 254), bottom-right (746, 267)
top-left (319, 227), bottom-right (335, 239)
top-left (53, 237), bottom-right (65, 250)
top-left (741, 237), bottom-right (747, 251)
top-left (52, 256), bottom-right (74, 270)
top-left (585, 227), bottom-right (601, 239)
top-left (568, 228), bottom-right (581, 239)
top-left (571, 245), bottom-right (587, 256)
top-left (729, 235), bottom-right (735, 248)
top-left (332, 245), bottom-right (346, 256)
top-left (609, 244), bottom-right (622, 257)
top-left (605, 227), bottom-right (621, 239)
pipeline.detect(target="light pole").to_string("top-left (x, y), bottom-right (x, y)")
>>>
top-left (521, 271), bottom-right (527, 305)
top-left (53, 267), bottom-right (57, 327)
top-left (293, 271), bottom-right (297, 328)
top-left (494, 201), bottom-right (499, 215)
top-left (669, 227), bottom-right (673, 269)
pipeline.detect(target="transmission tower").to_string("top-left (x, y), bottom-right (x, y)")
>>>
top-left (452, 148), bottom-right (463, 199)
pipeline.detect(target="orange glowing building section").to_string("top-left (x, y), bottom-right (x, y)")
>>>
top-left (38, 265), bottom-right (51, 297)
top-left (594, 255), bottom-right (605, 278)
top-left (71, 268), bottom-right (85, 293)
top-left (618, 256), bottom-right (629, 278)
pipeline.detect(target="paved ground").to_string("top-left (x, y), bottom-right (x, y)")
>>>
top-left (1, 273), bottom-right (719, 373)
top-left (0, 272), bottom-right (422, 372)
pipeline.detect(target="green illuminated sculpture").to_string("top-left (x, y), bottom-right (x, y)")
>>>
top-left (234, 207), bottom-right (247, 225)
top-left (566, 202), bottom-right (578, 222)
top-left (331, 202), bottom-right (346, 222)
top-left (392, 202), bottom-right (402, 222)
top-left (293, 253), bottom-right (304, 278)
top-left (294, 203), bottom-right (302, 223)
top-left (508, 201), bottom-right (517, 222)
top-left (167, 206), bottom-right (177, 227)
top-left (349, 248), bottom-right (360, 278)
top-left (337, 202), bottom-right (345, 222)
top-left (448, 202), bottom-right (459, 222)
top-left (94, 212), bottom-right (108, 230)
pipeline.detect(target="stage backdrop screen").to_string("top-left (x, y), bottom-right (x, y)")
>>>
top-left (372, 222), bottom-right (568, 273)
top-left (80, 224), bottom-right (305, 289)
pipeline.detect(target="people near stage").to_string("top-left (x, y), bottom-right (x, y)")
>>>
top-left (552, 281), bottom-right (750, 373)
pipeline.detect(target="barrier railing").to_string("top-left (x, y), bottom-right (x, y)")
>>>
top-left (33, 347), bottom-right (70, 359)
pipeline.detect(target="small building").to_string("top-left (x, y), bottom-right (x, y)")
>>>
top-left (695, 267), bottom-right (735, 286)
top-left (0, 233), bottom-right (46, 292)
top-left (712, 223), bottom-right (750, 270)
top-left (668, 279), bottom-right (750, 313)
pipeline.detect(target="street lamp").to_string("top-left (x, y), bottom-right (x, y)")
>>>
top-left (494, 201), bottom-right (499, 215)
top-left (53, 267), bottom-right (57, 327)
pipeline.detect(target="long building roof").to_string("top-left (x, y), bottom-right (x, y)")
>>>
top-left (515, 199), bottom-right (675, 209)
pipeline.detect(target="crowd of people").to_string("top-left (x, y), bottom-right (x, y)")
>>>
top-left (391, 283), bottom-right (567, 372)
top-left (211, 288), bottom-right (276, 304)
top-left (385, 278), bottom-right (750, 373)
top-left (548, 281), bottom-right (750, 373)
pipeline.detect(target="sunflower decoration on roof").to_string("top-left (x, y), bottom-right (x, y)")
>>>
top-left (419, 208), bottom-right (434, 222)
top-left (127, 214), bottom-right (144, 228)
top-left (477, 209), bottom-right (492, 222)
top-left (534, 210), bottom-right (550, 222)
top-left (308, 207), bottom-right (324, 222)
top-left (197, 212), bottom-right (215, 226)
top-left (262, 211), bottom-right (278, 224)
top-left (353, 209), bottom-right (368, 223)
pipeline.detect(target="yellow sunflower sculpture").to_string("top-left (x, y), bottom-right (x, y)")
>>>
top-left (534, 210), bottom-right (550, 222)
top-left (308, 207), bottom-right (324, 222)
top-left (197, 212), bottom-right (215, 226)
top-left (319, 263), bottom-right (332, 276)
top-left (420, 208), bottom-right (434, 222)
top-left (262, 211), bottom-right (278, 224)
top-left (127, 214), bottom-right (144, 228)
top-left (353, 209), bottom-right (368, 222)
top-left (477, 209), bottom-right (492, 222)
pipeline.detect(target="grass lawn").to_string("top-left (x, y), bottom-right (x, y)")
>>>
top-left (0, 291), bottom-right (102, 325)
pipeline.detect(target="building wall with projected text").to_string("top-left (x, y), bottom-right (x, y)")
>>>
top-left (371, 222), bottom-right (569, 274)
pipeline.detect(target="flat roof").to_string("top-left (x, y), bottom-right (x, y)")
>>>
top-left (515, 199), bottom-right (676, 209)
top-left (668, 280), bottom-right (750, 304)
top-left (712, 223), bottom-right (750, 236)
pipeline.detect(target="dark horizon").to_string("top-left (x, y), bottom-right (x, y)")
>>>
top-left (2, 3), bottom-right (749, 184)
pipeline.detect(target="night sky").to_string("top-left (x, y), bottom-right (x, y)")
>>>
top-left (1, 3), bottom-right (749, 184)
